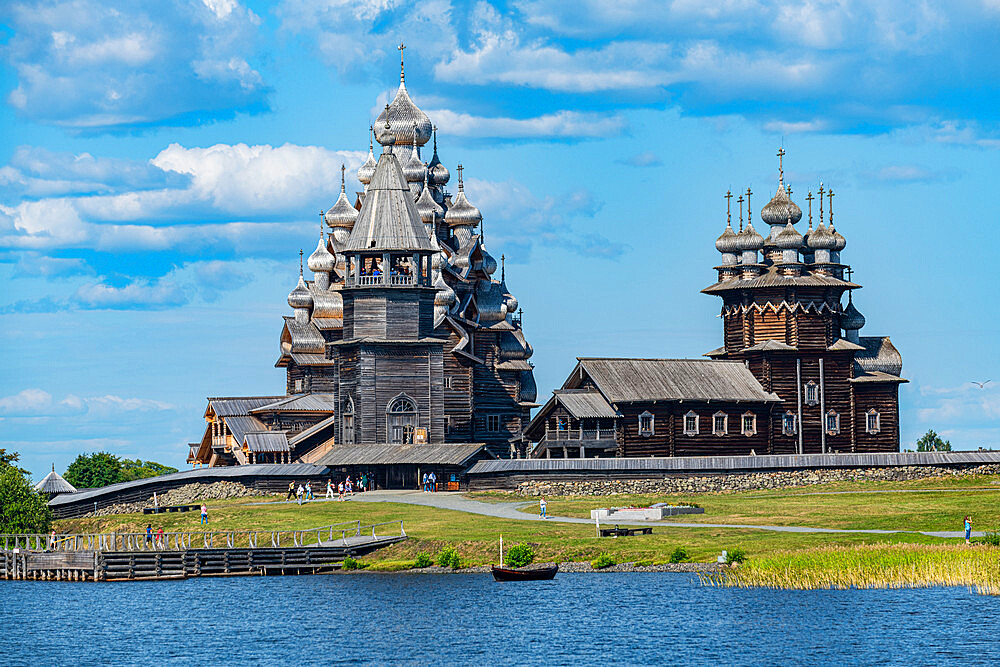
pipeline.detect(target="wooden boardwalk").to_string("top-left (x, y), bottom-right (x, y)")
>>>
top-left (0, 521), bottom-right (405, 582)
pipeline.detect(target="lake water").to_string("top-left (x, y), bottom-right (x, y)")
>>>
top-left (2, 573), bottom-right (999, 665)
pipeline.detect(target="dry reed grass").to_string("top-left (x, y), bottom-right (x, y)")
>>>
top-left (702, 543), bottom-right (1000, 595)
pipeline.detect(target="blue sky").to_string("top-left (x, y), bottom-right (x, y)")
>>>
top-left (2, 0), bottom-right (999, 480)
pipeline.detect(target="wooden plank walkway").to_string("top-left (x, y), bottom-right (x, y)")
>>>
top-left (0, 521), bottom-right (405, 582)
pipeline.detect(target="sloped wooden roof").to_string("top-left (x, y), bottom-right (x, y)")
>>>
top-left (252, 393), bottom-right (338, 413)
top-left (245, 432), bottom-right (290, 453)
top-left (553, 390), bottom-right (619, 419)
top-left (572, 358), bottom-right (781, 404)
top-left (317, 443), bottom-right (489, 466)
top-left (34, 467), bottom-right (76, 494)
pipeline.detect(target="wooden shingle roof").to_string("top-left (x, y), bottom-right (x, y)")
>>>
top-left (572, 358), bottom-right (781, 404)
top-left (553, 390), bottom-right (619, 419)
top-left (317, 443), bottom-right (489, 466)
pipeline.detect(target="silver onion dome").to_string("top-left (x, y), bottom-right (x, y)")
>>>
top-left (831, 225), bottom-right (847, 251)
top-left (326, 165), bottom-right (359, 229)
top-left (307, 234), bottom-right (336, 273)
top-left (427, 128), bottom-right (449, 186)
top-left (287, 274), bottom-right (313, 309)
top-left (735, 223), bottom-right (764, 252)
top-left (481, 250), bottom-right (498, 276)
top-left (715, 224), bottom-right (739, 254)
top-left (445, 165), bottom-right (482, 227)
top-left (357, 132), bottom-right (377, 185)
top-left (403, 139), bottom-right (426, 184)
top-left (807, 222), bottom-right (836, 250)
top-left (841, 297), bottom-right (865, 331)
top-left (415, 171), bottom-right (443, 224)
top-left (374, 75), bottom-right (432, 148)
top-left (761, 184), bottom-right (802, 226)
top-left (775, 221), bottom-right (804, 250)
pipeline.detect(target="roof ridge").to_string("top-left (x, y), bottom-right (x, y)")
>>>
top-left (578, 357), bottom-right (743, 363)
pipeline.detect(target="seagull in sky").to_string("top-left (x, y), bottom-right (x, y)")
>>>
top-left (971, 380), bottom-right (992, 388)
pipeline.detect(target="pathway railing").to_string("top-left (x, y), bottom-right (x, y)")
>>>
top-left (0, 520), bottom-right (405, 553)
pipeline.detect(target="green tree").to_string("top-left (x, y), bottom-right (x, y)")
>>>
top-left (63, 452), bottom-right (124, 488)
top-left (0, 465), bottom-right (52, 533)
top-left (916, 429), bottom-right (952, 452)
top-left (119, 458), bottom-right (178, 482)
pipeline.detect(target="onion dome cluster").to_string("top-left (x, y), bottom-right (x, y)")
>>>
top-left (775, 222), bottom-right (803, 250)
top-left (807, 223), bottom-right (836, 250)
top-left (735, 223), bottom-right (764, 252)
top-left (374, 79), bottom-right (432, 148)
top-left (715, 223), bottom-right (739, 254)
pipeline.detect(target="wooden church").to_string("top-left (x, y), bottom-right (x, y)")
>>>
top-left (525, 150), bottom-right (906, 458)
top-left (187, 47), bottom-right (537, 478)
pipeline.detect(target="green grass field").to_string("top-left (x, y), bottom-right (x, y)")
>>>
top-left (52, 473), bottom-right (999, 568)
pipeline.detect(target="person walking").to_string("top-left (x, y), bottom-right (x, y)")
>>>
top-left (145, 524), bottom-right (153, 547)
top-left (305, 481), bottom-right (313, 501)
top-left (965, 515), bottom-right (972, 545)
top-left (360, 473), bottom-right (367, 493)
top-left (421, 472), bottom-right (429, 493)
top-left (201, 504), bottom-right (208, 525)
top-left (296, 484), bottom-right (304, 505)
top-left (286, 481), bottom-right (296, 501)
top-left (326, 479), bottom-right (334, 499)
top-left (338, 481), bottom-right (345, 501)
top-left (156, 527), bottom-right (165, 549)
top-left (346, 476), bottom-right (353, 496)
top-left (539, 497), bottom-right (547, 519)
top-left (429, 471), bottom-right (437, 492)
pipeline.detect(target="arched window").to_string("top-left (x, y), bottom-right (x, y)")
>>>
top-left (742, 412), bottom-right (757, 436)
top-left (866, 409), bottom-right (880, 435)
top-left (804, 381), bottom-right (819, 406)
top-left (387, 395), bottom-right (418, 444)
top-left (712, 412), bottom-right (728, 436)
top-left (782, 411), bottom-right (797, 436)
top-left (683, 411), bottom-right (698, 436)
top-left (343, 398), bottom-right (355, 444)
top-left (826, 410), bottom-right (840, 435)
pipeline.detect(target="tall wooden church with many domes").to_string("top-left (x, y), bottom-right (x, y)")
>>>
top-left (187, 48), bottom-right (536, 479)
top-left (525, 150), bottom-right (905, 458)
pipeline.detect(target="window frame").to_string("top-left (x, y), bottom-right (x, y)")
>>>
top-left (638, 410), bottom-right (655, 437)
top-left (487, 414), bottom-right (501, 432)
top-left (826, 410), bottom-right (840, 435)
top-left (712, 411), bottom-right (728, 436)
top-left (386, 394), bottom-right (418, 444)
top-left (741, 411), bottom-right (757, 437)
top-left (443, 376), bottom-right (454, 390)
top-left (866, 409), bottom-right (880, 435)
top-left (343, 397), bottom-right (355, 444)
top-left (804, 380), bottom-right (819, 406)
top-left (782, 411), bottom-right (797, 436)
top-left (683, 411), bottom-right (699, 437)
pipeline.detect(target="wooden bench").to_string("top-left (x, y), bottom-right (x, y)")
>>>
top-left (599, 526), bottom-right (653, 538)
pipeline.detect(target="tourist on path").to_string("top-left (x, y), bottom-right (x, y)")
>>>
top-left (539, 498), bottom-right (547, 519)
top-left (296, 484), bottom-right (304, 505)
top-left (286, 482), bottom-right (296, 501)
top-left (201, 504), bottom-right (208, 525)
top-left (305, 482), bottom-right (313, 501)
top-left (338, 481), bottom-right (345, 501)
top-left (346, 477), bottom-right (353, 496)
top-left (146, 524), bottom-right (153, 547)
top-left (421, 473), bottom-right (429, 492)
top-left (429, 471), bottom-right (436, 492)
top-left (326, 479), bottom-right (334, 499)
top-left (360, 473), bottom-right (367, 493)
top-left (965, 515), bottom-right (972, 545)
top-left (156, 527), bottom-right (164, 549)
top-left (49, 529), bottom-right (56, 550)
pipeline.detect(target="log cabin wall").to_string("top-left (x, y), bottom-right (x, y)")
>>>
top-left (618, 401), bottom-right (772, 457)
top-left (852, 383), bottom-right (901, 453)
top-left (471, 330), bottom-right (526, 453)
top-left (442, 330), bottom-right (473, 442)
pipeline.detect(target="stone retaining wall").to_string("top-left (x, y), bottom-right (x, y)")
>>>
top-left (514, 464), bottom-right (1000, 496)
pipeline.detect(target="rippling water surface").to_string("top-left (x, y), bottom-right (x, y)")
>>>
top-left (3, 573), bottom-right (998, 665)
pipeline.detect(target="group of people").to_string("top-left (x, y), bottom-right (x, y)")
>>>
top-left (286, 474), bottom-right (376, 504)
top-left (421, 471), bottom-right (437, 492)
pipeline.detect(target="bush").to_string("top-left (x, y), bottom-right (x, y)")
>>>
top-left (341, 556), bottom-right (364, 571)
top-left (591, 553), bottom-right (616, 569)
top-left (504, 544), bottom-right (535, 568)
top-left (726, 547), bottom-right (747, 564)
top-left (64, 452), bottom-right (178, 488)
top-left (973, 531), bottom-right (1000, 547)
top-left (414, 553), bottom-right (434, 568)
top-left (669, 547), bottom-right (689, 563)
top-left (437, 547), bottom-right (461, 569)
top-left (0, 465), bottom-right (53, 533)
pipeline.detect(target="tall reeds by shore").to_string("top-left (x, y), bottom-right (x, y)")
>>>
top-left (702, 544), bottom-right (1000, 595)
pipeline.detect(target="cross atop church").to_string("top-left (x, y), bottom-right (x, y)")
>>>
top-left (777, 147), bottom-right (785, 185)
top-left (724, 190), bottom-right (732, 225)
top-left (805, 191), bottom-right (814, 228)
top-left (398, 43), bottom-right (406, 82)
top-left (456, 163), bottom-right (464, 190)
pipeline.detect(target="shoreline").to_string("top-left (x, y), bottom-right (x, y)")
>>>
top-left (350, 561), bottom-right (726, 575)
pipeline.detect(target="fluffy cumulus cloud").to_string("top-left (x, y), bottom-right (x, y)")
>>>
top-left (3, 0), bottom-right (268, 130)
top-left (0, 144), bottom-right (365, 253)
top-left (278, 0), bottom-right (1000, 138)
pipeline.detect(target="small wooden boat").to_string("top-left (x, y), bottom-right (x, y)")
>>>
top-left (491, 564), bottom-right (558, 582)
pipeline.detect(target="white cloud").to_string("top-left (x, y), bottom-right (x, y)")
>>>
top-left (428, 109), bottom-right (625, 138)
top-left (0, 388), bottom-right (173, 417)
top-left (4, 0), bottom-right (267, 130)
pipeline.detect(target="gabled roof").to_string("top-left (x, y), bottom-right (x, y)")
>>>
top-left (570, 358), bottom-right (781, 404)
top-left (206, 397), bottom-right (284, 418)
top-left (224, 415), bottom-right (268, 445)
top-left (553, 390), bottom-right (619, 419)
top-left (343, 151), bottom-right (434, 253)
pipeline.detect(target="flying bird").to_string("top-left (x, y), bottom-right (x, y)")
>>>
top-left (971, 380), bottom-right (992, 388)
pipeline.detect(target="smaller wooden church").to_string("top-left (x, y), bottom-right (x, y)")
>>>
top-left (526, 150), bottom-right (906, 458)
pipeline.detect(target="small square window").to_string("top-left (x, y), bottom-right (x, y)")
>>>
top-left (294, 379), bottom-right (303, 393)
top-left (866, 410), bottom-right (880, 435)
top-left (742, 412), bottom-right (757, 436)
top-left (488, 415), bottom-right (501, 432)
top-left (713, 412), bottom-right (728, 436)
top-left (443, 376), bottom-right (454, 389)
